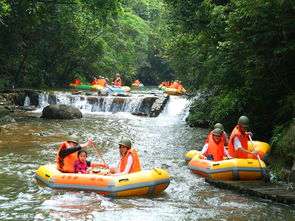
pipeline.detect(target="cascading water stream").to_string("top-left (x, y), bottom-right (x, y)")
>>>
top-left (35, 92), bottom-right (154, 114)
top-left (0, 88), bottom-right (293, 221)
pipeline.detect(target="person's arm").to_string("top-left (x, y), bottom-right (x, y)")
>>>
top-left (200, 143), bottom-right (209, 159)
top-left (111, 155), bottom-right (133, 176)
top-left (223, 131), bottom-right (229, 145)
top-left (59, 139), bottom-right (94, 158)
top-left (59, 145), bottom-right (82, 158)
top-left (234, 137), bottom-right (257, 155)
top-left (223, 147), bottom-right (231, 158)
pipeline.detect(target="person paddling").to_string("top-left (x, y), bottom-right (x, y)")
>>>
top-left (56, 135), bottom-right (107, 173)
top-left (200, 128), bottom-right (231, 161)
top-left (108, 138), bottom-right (141, 176)
top-left (228, 116), bottom-right (258, 158)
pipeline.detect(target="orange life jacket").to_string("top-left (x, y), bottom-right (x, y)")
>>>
top-left (163, 82), bottom-right (169, 87)
top-left (96, 79), bottom-right (107, 87)
top-left (205, 137), bottom-right (225, 161)
top-left (113, 77), bottom-right (122, 87)
top-left (73, 79), bottom-right (80, 85)
top-left (134, 80), bottom-right (140, 84)
top-left (119, 148), bottom-right (141, 173)
top-left (228, 125), bottom-right (249, 158)
top-left (169, 81), bottom-right (180, 89)
top-left (56, 141), bottom-right (79, 173)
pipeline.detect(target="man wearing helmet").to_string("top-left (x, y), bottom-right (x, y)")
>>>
top-left (228, 116), bottom-right (258, 158)
top-left (205, 122), bottom-right (229, 146)
top-left (200, 128), bottom-right (231, 161)
top-left (56, 136), bottom-right (105, 173)
top-left (109, 138), bottom-right (141, 175)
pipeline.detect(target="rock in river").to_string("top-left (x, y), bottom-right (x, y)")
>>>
top-left (42, 104), bottom-right (82, 119)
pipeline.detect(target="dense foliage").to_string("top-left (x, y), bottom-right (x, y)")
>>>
top-left (0, 0), bottom-right (294, 166)
top-left (162, 0), bottom-right (295, 142)
top-left (0, 0), bottom-right (169, 88)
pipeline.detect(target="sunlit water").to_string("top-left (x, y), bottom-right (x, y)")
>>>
top-left (0, 87), bottom-right (294, 221)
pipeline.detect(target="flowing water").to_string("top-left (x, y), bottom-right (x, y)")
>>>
top-left (0, 87), bottom-right (294, 221)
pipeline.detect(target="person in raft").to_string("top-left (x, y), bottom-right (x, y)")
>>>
top-left (73, 77), bottom-right (81, 85)
top-left (74, 150), bottom-right (93, 174)
top-left (56, 135), bottom-right (107, 173)
top-left (205, 123), bottom-right (229, 146)
top-left (108, 138), bottom-right (141, 176)
top-left (113, 73), bottom-right (122, 87)
top-left (228, 115), bottom-right (258, 158)
top-left (200, 128), bottom-right (231, 161)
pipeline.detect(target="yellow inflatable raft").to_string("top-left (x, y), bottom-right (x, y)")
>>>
top-left (163, 88), bottom-right (186, 96)
top-left (185, 140), bottom-right (271, 161)
top-left (35, 164), bottom-right (170, 197)
top-left (187, 151), bottom-right (267, 180)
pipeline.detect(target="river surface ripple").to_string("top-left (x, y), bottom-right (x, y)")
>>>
top-left (0, 88), bottom-right (294, 221)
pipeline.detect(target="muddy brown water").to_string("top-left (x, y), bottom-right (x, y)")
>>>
top-left (0, 88), bottom-right (294, 220)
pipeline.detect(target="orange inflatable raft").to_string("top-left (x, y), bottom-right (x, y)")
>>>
top-left (185, 140), bottom-right (271, 161)
top-left (187, 151), bottom-right (267, 180)
top-left (163, 88), bottom-right (186, 96)
top-left (35, 164), bottom-right (170, 197)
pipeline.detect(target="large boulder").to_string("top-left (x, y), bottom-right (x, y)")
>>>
top-left (42, 104), bottom-right (82, 119)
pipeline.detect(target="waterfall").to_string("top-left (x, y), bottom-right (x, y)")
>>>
top-left (24, 96), bottom-right (31, 106)
top-left (36, 92), bottom-right (150, 114)
top-left (158, 96), bottom-right (190, 121)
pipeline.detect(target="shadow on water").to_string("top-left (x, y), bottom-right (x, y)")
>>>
top-left (0, 88), bottom-right (294, 220)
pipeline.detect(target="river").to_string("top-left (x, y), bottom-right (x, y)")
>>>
top-left (0, 87), bottom-right (294, 220)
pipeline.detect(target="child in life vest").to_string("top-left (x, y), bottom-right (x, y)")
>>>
top-left (74, 150), bottom-right (93, 174)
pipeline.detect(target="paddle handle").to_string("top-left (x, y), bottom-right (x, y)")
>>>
top-left (248, 136), bottom-right (264, 169)
top-left (92, 144), bottom-right (109, 168)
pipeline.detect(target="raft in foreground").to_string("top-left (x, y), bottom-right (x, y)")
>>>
top-left (35, 164), bottom-right (170, 197)
top-left (188, 151), bottom-right (267, 180)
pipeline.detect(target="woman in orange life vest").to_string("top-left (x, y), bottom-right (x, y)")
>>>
top-left (73, 78), bottom-right (81, 85)
top-left (205, 123), bottom-right (229, 146)
top-left (108, 138), bottom-right (141, 176)
top-left (113, 73), bottom-right (122, 87)
top-left (200, 128), bottom-right (231, 161)
top-left (56, 135), bottom-right (107, 173)
top-left (91, 77), bottom-right (98, 85)
top-left (169, 80), bottom-right (186, 93)
top-left (228, 116), bottom-right (258, 158)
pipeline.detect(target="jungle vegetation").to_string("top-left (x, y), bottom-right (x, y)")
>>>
top-left (0, 0), bottom-right (294, 178)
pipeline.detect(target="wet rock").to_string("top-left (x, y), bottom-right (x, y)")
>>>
top-left (20, 105), bottom-right (37, 111)
top-left (71, 91), bottom-right (83, 95)
top-left (112, 97), bottom-right (125, 104)
top-left (149, 94), bottom-right (170, 117)
top-left (116, 93), bottom-right (131, 97)
top-left (42, 104), bottom-right (82, 119)
top-left (97, 90), bottom-right (108, 96)
top-left (0, 115), bottom-right (16, 122)
top-left (132, 112), bottom-right (148, 117)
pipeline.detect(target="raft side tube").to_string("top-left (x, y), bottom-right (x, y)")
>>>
top-left (35, 164), bottom-right (170, 196)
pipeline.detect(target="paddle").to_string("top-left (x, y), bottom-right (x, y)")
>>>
top-left (92, 144), bottom-right (109, 168)
top-left (248, 135), bottom-right (270, 182)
